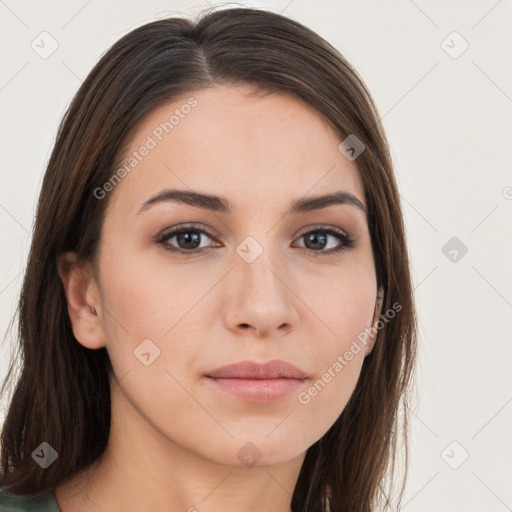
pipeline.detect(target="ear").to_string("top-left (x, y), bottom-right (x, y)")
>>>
top-left (57, 251), bottom-right (106, 349)
top-left (363, 285), bottom-right (385, 356)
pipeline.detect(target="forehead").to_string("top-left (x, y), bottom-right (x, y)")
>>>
top-left (107, 84), bottom-right (365, 216)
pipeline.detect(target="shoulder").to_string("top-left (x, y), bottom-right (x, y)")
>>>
top-left (0, 487), bottom-right (61, 511)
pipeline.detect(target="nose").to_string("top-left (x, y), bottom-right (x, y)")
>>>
top-left (222, 245), bottom-right (298, 339)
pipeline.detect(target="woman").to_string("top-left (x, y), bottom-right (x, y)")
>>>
top-left (0, 6), bottom-right (417, 512)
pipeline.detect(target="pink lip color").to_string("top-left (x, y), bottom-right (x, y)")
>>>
top-left (206, 376), bottom-right (304, 402)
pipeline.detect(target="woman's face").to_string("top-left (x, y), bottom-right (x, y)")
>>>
top-left (75, 84), bottom-right (380, 467)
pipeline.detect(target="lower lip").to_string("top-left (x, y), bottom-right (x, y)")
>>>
top-left (206, 377), bottom-right (306, 402)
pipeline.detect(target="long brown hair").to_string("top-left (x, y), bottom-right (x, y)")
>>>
top-left (0, 6), bottom-right (417, 511)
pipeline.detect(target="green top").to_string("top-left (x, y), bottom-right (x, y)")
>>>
top-left (0, 488), bottom-right (61, 511)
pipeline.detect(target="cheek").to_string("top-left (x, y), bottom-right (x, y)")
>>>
top-left (296, 350), bottom-right (365, 439)
top-left (96, 245), bottom-right (221, 384)
top-left (293, 260), bottom-right (376, 342)
top-left (99, 247), bottom-right (214, 337)
top-left (290, 265), bottom-right (375, 429)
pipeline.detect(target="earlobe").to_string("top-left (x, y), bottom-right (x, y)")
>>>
top-left (364, 285), bottom-right (385, 356)
top-left (57, 251), bottom-right (106, 349)
top-left (372, 286), bottom-right (385, 326)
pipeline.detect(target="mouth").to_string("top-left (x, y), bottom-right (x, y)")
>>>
top-left (205, 376), bottom-right (307, 402)
top-left (204, 359), bottom-right (309, 402)
top-left (205, 359), bottom-right (309, 380)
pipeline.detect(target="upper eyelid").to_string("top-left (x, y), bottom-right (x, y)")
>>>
top-left (155, 224), bottom-right (356, 258)
top-left (157, 223), bottom-right (217, 240)
top-left (157, 223), bottom-right (351, 243)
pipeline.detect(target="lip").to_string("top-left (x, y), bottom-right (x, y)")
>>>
top-left (204, 360), bottom-right (309, 402)
top-left (207, 377), bottom-right (305, 402)
top-left (205, 359), bottom-right (309, 380)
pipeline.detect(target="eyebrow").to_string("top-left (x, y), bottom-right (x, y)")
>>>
top-left (136, 189), bottom-right (367, 216)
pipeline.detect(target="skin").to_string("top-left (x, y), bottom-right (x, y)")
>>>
top-left (56, 84), bottom-right (383, 512)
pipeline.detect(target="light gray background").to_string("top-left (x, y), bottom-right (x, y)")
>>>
top-left (1, 1), bottom-right (511, 510)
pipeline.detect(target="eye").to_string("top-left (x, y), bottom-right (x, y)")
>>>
top-left (154, 224), bottom-right (356, 256)
top-left (155, 224), bottom-right (219, 254)
top-left (294, 226), bottom-right (355, 255)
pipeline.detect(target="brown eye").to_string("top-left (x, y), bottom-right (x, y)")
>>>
top-left (295, 227), bottom-right (355, 255)
top-left (154, 224), bottom-right (355, 257)
top-left (156, 226), bottom-right (218, 254)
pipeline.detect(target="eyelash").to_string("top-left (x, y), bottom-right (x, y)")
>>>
top-left (154, 223), bottom-right (356, 257)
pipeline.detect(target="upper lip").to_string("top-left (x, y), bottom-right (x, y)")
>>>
top-left (205, 359), bottom-right (309, 380)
